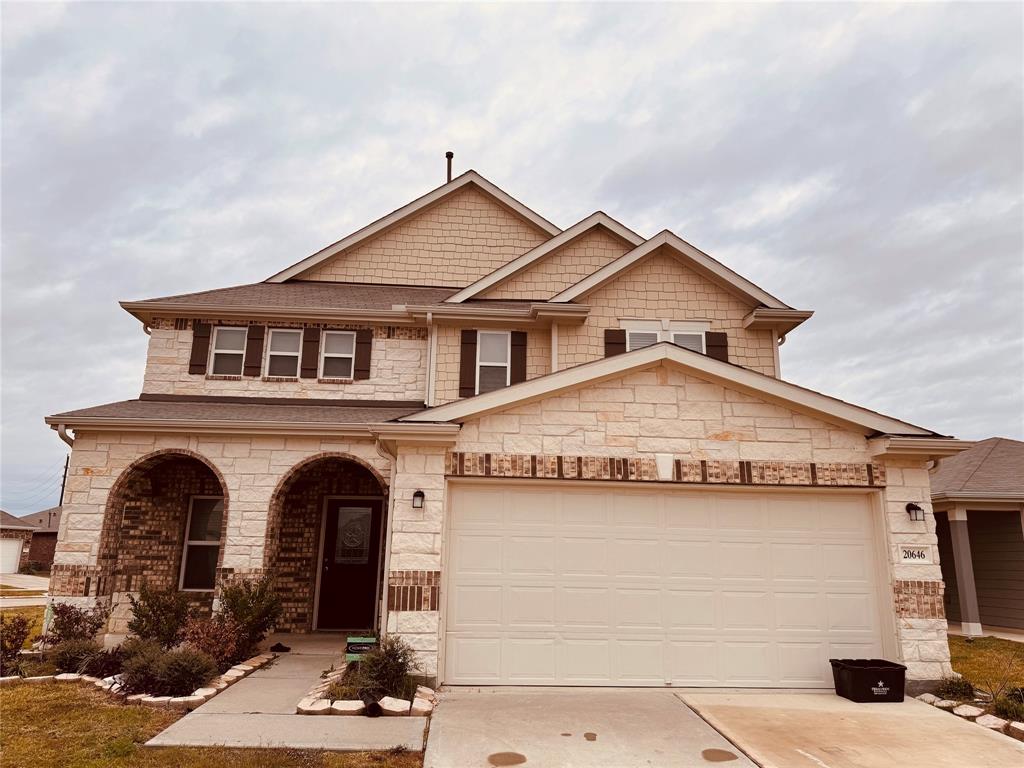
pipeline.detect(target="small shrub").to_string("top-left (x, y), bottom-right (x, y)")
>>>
top-left (120, 639), bottom-right (215, 695)
top-left (218, 576), bottom-right (282, 658)
top-left (1, 613), bottom-right (34, 675)
top-left (52, 638), bottom-right (102, 673)
top-left (1007, 686), bottom-right (1024, 703)
top-left (127, 582), bottom-right (193, 648)
top-left (39, 602), bottom-right (109, 645)
top-left (993, 696), bottom-right (1024, 721)
top-left (357, 636), bottom-right (420, 700)
top-left (84, 645), bottom-right (126, 678)
top-left (182, 615), bottom-right (245, 672)
top-left (120, 638), bottom-right (166, 694)
top-left (935, 675), bottom-right (974, 701)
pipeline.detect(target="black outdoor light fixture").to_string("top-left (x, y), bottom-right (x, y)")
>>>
top-left (412, 490), bottom-right (425, 509)
top-left (906, 502), bottom-right (925, 522)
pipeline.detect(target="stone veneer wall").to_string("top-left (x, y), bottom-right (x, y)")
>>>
top-left (142, 322), bottom-right (427, 400)
top-left (298, 185), bottom-right (549, 285)
top-left (265, 457), bottom-right (386, 632)
top-left (433, 326), bottom-right (550, 406)
top-left (557, 248), bottom-right (778, 376)
top-left (478, 226), bottom-right (631, 300)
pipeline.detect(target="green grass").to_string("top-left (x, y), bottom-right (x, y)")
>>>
top-left (948, 634), bottom-right (1024, 693)
top-left (0, 683), bottom-right (423, 768)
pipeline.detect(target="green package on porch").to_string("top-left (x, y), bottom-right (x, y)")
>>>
top-left (346, 636), bottom-right (378, 661)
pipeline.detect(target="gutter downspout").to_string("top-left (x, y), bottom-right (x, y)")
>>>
top-left (425, 312), bottom-right (438, 407)
top-left (774, 330), bottom-right (786, 379)
top-left (375, 435), bottom-right (398, 638)
top-left (56, 424), bottom-right (75, 448)
top-left (551, 323), bottom-right (558, 373)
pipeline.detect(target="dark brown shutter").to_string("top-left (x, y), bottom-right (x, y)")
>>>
top-left (188, 321), bottom-right (212, 374)
top-left (243, 325), bottom-right (266, 377)
top-left (510, 331), bottom-right (527, 384)
top-left (604, 328), bottom-right (627, 357)
top-left (459, 330), bottom-right (478, 398)
top-left (300, 327), bottom-right (320, 378)
top-left (354, 328), bottom-right (373, 380)
top-left (705, 331), bottom-right (729, 363)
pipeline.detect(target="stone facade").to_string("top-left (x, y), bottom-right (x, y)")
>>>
top-left (143, 322), bottom-right (427, 401)
top-left (298, 185), bottom-right (548, 285)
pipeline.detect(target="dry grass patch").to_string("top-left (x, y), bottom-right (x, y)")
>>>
top-left (1, 605), bottom-right (45, 648)
top-left (947, 634), bottom-right (1024, 693)
top-left (0, 683), bottom-right (422, 768)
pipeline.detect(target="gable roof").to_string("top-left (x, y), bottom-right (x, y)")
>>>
top-left (0, 509), bottom-right (36, 531)
top-left (445, 212), bottom-right (644, 303)
top-left (401, 341), bottom-right (946, 438)
top-left (548, 230), bottom-right (791, 309)
top-left (266, 171), bottom-right (561, 284)
top-left (19, 507), bottom-right (61, 533)
top-left (931, 437), bottom-right (1024, 500)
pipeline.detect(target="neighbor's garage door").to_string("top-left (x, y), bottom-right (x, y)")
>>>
top-left (444, 484), bottom-right (885, 687)
top-left (0, 538), bottom-right (24, 574)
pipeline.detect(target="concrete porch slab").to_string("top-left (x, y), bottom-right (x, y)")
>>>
top-left (146, 712), bottom-right (426, 751)
top-left (424, 687), bottom-right (754, 768)
top-left (681, 691), bottom-right (1024, 768)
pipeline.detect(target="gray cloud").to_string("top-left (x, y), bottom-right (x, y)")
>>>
top-left (2, 3), bottom-right (1021, 514)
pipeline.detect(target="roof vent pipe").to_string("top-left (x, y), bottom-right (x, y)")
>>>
top-left (446, 151), bottom-right (454, 182)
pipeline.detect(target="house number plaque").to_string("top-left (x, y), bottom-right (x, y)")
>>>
top-left (899, 546), bottom-right (932, 564)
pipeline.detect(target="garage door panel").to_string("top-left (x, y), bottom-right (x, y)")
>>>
top-left (445, 485), bottom-right (883, 687)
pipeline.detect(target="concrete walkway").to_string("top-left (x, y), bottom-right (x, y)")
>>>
top-left (948, 621), bottom-right (1024, 643)
top-left (425, 687), bottom-right (753, 768)
top-left (0, 574), bottom-right (50, 609)
top-left (148, 634), bottom-right (426, 751)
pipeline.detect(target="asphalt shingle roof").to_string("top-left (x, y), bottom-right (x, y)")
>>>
top-left (931, 437), bottom-right (1024, 498)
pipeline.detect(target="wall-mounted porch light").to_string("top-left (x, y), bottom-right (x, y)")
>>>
top-left (412, 490), bottom-right (425, 509)
top-left (906, 502), bottom-right (925, 522)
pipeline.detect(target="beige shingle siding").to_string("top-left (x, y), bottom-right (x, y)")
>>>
top-left (557, 247), bottom-right (777, 375)
top-left (298, 186), bottom-right (549, 286)
top-left (432, 326), bottom-right (550, 406)
top-left (142, 324), bottom-right (428, 401)
top-left (479, 226), bottom-right (631, 300)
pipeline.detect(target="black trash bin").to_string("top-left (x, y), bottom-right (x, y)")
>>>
top-left (829, 658), bottom-right (906, 702)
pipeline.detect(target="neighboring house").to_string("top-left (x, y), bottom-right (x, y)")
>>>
top-left (20, 506), bottom-right (62, 570)
top-left (0, 509), bottom-right (35, 574)
top-left (932, 438), bottom-right (1024, 635)
top-left (44, 169), bottom-right (969, 689)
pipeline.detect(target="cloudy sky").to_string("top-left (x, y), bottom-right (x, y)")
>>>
top-left (2, 3), bottom-right (1021, 516)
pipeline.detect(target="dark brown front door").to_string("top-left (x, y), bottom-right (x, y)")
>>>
top-left (316, 498), bottom-right (384, 630)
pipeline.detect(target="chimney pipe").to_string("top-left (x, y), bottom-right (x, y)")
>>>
top-left (445, 151), bottom-right (453, 183)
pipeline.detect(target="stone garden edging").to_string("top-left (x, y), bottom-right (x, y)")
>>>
top-left (916, 693), bottom-right (1024, 742)
top-left (295, 663), bottom-right (436, 718)
top-left (0, 653), bottom-right (275, 710)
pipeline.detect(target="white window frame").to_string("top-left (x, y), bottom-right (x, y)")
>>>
top-left (475, 330), bottom-right (511, 395)
top-left (264, 328), bottom-right (303, 378)
top-left (178, 495), bottom-right (223, 592)
top-left (209, 326), bottom-right (248, 376)
top-left (319, 330), bottom-right (357, 380)
top-left (621, 319), bottom-right (710, 353)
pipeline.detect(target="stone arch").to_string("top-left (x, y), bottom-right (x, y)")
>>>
top-left (265, 452), bottom-right (389, 632)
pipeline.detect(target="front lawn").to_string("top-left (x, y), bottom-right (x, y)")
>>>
top-left (0, 682), bottom-right (423, 768)
top-left (948, 634), bottom-right (1024, 693)
top-left (0, 584), bottom-right (47, 597)
top-left (0, 605), bottom-right (45, 648)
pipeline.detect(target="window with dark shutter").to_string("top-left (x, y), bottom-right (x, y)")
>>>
top-left (354, 329), bottom-right (373, 380)
top-left (458, 330), bottom-right (477, 398)
top-left (604, 328), bottom-right (627, 357)
top-left (510, 331), bottom-right (527, 384)
top-left (300, 327), bottom-right (321, 378)
top-left (189, 321), bottom-right (212, 374)
top-left (243, 325), bottom-right (266, 377)
top-left (705, 331), bottom-right (729, 362)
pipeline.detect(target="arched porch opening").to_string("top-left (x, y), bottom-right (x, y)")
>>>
top-left (266, 454), bottom-right (388, 633)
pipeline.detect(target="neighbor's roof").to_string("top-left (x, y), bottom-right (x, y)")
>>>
top-left (18, 507), bottom-right (61, 533)
top-left (0, 509), bottom-right (36, 530)
top-left (931, 437), bottom-right (1024, 499)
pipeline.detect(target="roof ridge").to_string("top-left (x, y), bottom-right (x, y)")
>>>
top-left (958, 437), bottom-right (1004, 490)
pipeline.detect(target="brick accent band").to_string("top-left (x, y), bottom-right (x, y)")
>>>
top-left (388, 570), bottom-right (440, 612)
top-left (893, 580), bottom-right (945, 620)
top-left (446, 452), bottom-right (886, 488)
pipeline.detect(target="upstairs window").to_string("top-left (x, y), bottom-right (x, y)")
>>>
top-left (622, 320), bottom-right (709, 353)
top-left (210, 327), bottom-right (247, 375)
top-left (476, 330), bottom-right (511, 394)
top-left (265, 329), bottom-right (302, 377)
top-left (179, 496), bottom-right (223, 591)
top-left (320, 330), bottom-right (356, 379)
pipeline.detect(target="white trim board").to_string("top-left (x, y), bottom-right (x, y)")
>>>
top-left (400, 341), bottom-right (943, 437)
top-left (446, 212), bottom-right (644, 303)
top-left (266, 171), bottom-right (561, 283)
top-left (548, 230), bottom-right (792, 309)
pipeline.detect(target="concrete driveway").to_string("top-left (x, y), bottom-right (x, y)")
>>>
top-left (682, 691), bottom-right (1024, 768)
top-left (424, 687), bottom-right (753, 768)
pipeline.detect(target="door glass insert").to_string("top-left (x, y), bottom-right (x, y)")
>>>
top-left (333, 506), bottom-right (372, 564)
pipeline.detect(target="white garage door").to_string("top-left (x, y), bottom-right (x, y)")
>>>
top-left (444, 484), bottom-right (886, 687)
top-left (0, 538), bottom-right (24, 574)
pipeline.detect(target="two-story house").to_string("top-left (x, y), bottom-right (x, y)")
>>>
top-left (46, 169), bottom-right (968, 690)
